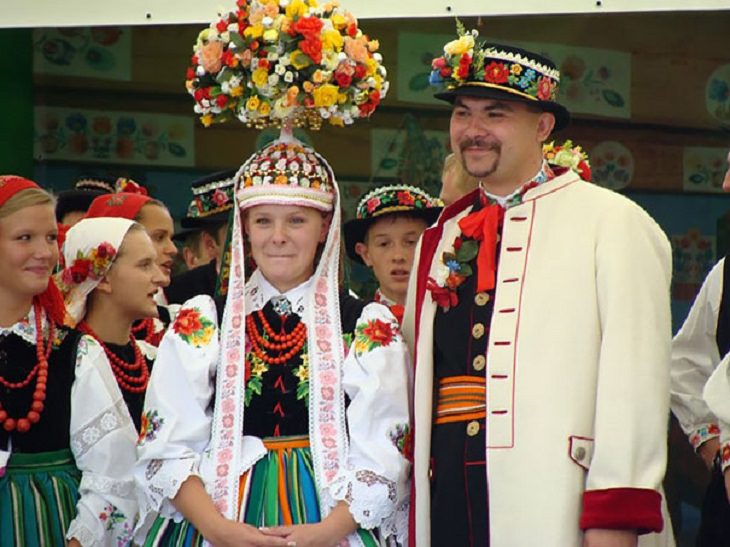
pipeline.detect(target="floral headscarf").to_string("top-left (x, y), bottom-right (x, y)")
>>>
top-left (57, 217), bottom-right (136, 325)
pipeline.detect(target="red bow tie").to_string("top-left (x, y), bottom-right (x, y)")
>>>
top-left (458, 203), bottom-right (504, 292)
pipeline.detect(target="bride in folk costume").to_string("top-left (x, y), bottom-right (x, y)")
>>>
top-left (135, 1), bottom-right (410, 546)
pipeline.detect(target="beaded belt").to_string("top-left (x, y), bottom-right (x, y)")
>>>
top-left (434, 375), bottom-right (486, 425)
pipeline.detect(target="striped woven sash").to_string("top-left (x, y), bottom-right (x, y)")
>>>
top-left (435, 375), bottom-right (486, 425)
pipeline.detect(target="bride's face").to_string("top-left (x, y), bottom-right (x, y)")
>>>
top-left (244, 204), bottom-right (330, 293)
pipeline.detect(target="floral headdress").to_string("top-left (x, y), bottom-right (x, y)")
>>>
top-left (430, 21), bottom-right (570, 131)
top-left (187, 0), bottom-right (388, 129)
top-left (543, 140), bottom-right (591, 181)
top-left (57, 217), bottom-right (136, 325)
top-left (344, 184), bottom-right (442, 264)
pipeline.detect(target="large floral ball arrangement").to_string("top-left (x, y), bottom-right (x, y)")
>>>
top-left (186, 0), bottom-right (389, 129)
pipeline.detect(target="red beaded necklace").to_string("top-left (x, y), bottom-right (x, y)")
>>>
top-left (246, 310), bottom-right (306, 365)
top-left (0, 301), bottom-right (54, 433)
top-left (132, 317), bottom-right (163, 346)
top-left (78, 322), bottom-right (150, 394)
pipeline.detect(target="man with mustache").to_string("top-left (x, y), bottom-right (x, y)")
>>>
top-left (403, 34), bottom-right (674, 547)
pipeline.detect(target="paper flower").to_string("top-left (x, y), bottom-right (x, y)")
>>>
top-left (187, 0), bottom-right (389, 130)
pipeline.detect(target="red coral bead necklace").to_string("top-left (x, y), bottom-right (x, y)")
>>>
top-left (0, 301), bottom-right (54, 433)
top-left (78, 322), bottom-right (150, 393)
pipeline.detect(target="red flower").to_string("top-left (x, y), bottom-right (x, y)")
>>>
top-left (353, 64), bottom-right (367, 80)
top-left (431, 56), bottom-right (447, 70)
top-left (96, 242), bottom-right (115, 259)
top-left (186, 67), bottom-right (195, 80)
top-left (723, 444), bottom-right (730, 464)
top-left (299, 37), bottom-right (322, 64)
top-left (258, 58), bottom-right (269, 70)
top-left (440, 66), bottom-right (452, 78)
top-left (578, 161), bottom-right (592, 182)
top-left (290, 16), bottom-right (324, 38)
top-left (212, 189), bottom-right (229, 206)
top-left (216, 19), bottom-right (229, 33)
top-left (453, 237), bottom-right (463, 251)
top-left (362, 319), bottom-right (395, 347)
top-left (173, 308), bottom-right (203, 336)
top-left (69, 258), bottom-right (91, 284)
top-left (537, 76), bottom-right (555, 100)
top-left (366, 196), bottom-right (381, 213)
top-left (335, 72), bottom-right (352, 88)
top-left (426, 278), bottom-right (458, 311)
top-left (222, 49), bottom-right (237, 68)
top-left (457, 54), bottom-right (471, 80)
top-left (216, 95), bottom-right (229, 108)
top-left (397, 191), bottom-right (415, 206)
top-left (347, 23), bottom-right (357, 37)
top-left (484, 61), bottom-right (509, 84)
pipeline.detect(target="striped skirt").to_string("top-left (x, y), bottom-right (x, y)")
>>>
top-left (144, 436), bottom-right (380, 546)
top-left (0, 449), bottom-right (81, 547)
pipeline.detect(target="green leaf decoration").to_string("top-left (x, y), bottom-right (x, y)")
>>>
top-left (602, 89), bottom-right (625, 108)
top-left (459, 263), bottom-right (473, 276)
top-left (409, 73), bottom-right (430, 91)
top-left (296, 380), bottom-right (309, 402)
top-left (455, 239), bottom-right (479, 262)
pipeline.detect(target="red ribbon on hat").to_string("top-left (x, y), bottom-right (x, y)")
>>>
top-left (457, 202), bottom-right (504, 292)
top-left (0, 175), bottom-right (40, 208)
top-left (85, 192), bottom-right (152, 220)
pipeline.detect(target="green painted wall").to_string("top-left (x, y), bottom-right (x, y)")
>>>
top-left (0, 29), bottom-right (33, 176)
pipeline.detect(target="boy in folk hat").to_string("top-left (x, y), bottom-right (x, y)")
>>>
top-left (404, 27), bottom-right (673, 547)
top-left (165, 170), bottom-right (235, 304)
top-left (344, 184), bottom-right (441, 323)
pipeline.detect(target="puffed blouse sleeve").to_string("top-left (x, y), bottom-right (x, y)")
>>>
top-left (328, 302), bottom-right (412, 542)
top-left (66, 335), bottom-right (140, 546)
top-left (134, 295), bottom-right (219, 527)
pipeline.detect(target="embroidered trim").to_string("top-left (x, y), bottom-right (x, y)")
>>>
top-left (70, 398), bottom-right (131, 459)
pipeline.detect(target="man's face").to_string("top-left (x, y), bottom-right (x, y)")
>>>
top-left (449, 96), bottom-right (554, 181)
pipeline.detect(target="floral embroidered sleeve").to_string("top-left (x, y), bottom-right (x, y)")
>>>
top-left (671, 259), bottom-right (724, 451)
top-left (327, 303), bottom-right (412, 543)
top-left (133, 295), bottom-right (220, 536)
top-left (66, 335), bottom-right (140, 546)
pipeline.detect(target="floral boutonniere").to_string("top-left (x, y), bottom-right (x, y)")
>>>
top-left (426, 235), bottom-right (478, 311)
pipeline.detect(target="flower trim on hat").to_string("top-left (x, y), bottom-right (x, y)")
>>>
top-left (187, 182), bottom-right (234, 219)
top-left (355, 184), bottom-right (440, 220)
top-left (543, 140), bottom-right (592, 181)
top-left (59, 242), bottom-right (118, 288)
top-left (429, 20), bottom-right (560, 103)
top-left (187, 0), bottom-right (388, 130)
top-left (236, 138), bottom-right (336, 212)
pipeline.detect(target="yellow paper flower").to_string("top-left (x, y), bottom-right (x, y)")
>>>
top-left (201, 114), bottom-right (214, 127)
top-left (312, 70), bottom-right (325, 84)
top-left (329, 116), bottom-right (344, 127)
top-left (337, 93), bottom-right (348, 104)
top-left (263, 28), bottom-right (279, 43)
top-left (230, 85), bottom-right (244, 97)
top-left (246, 96), bottom-right (261, 111)
top-left (321, 29), bottom-right (343, 52)
top-left (252, 67), bottom-right (269, 87)
top-left (258, 101), bottom-right (271, 116)
top-left (244, 23), bottom-right (264, 40)
top-left (511, 64), bottom-right (523, 75)
top-left (302, 81), bottom-right (314, 93)
top-left (285, 0), bottom-right (307, 19)
top-left (312, 84), bottom-right (339, 107)
top-left (365, 57), bottom-right (378, 76)
top-left (331, 13), bottom-right (346, 29)
top-left (367, 39), bottom-right (379, 53)
top-left (443, 35), bottom-right (475, 56)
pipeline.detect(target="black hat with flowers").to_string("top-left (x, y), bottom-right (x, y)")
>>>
top-left (430, 24), bottom-right (570, 132)
top-left (181, 169), bottom-right (236, 229)
top-left (344, 184), bottom-right (442, 264)
top-left (55, 176), bottom-right (117, 223)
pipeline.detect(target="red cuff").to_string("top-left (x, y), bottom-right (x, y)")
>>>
top-left (580, 488), bottom-right (663, 534)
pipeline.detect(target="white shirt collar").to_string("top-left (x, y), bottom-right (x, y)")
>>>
top-left (245, 269), bottom-right (314, 316)
top-left (480, 160), bottom-right (552, 208)
top-left (0, 305), bottom-right (49, 346)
